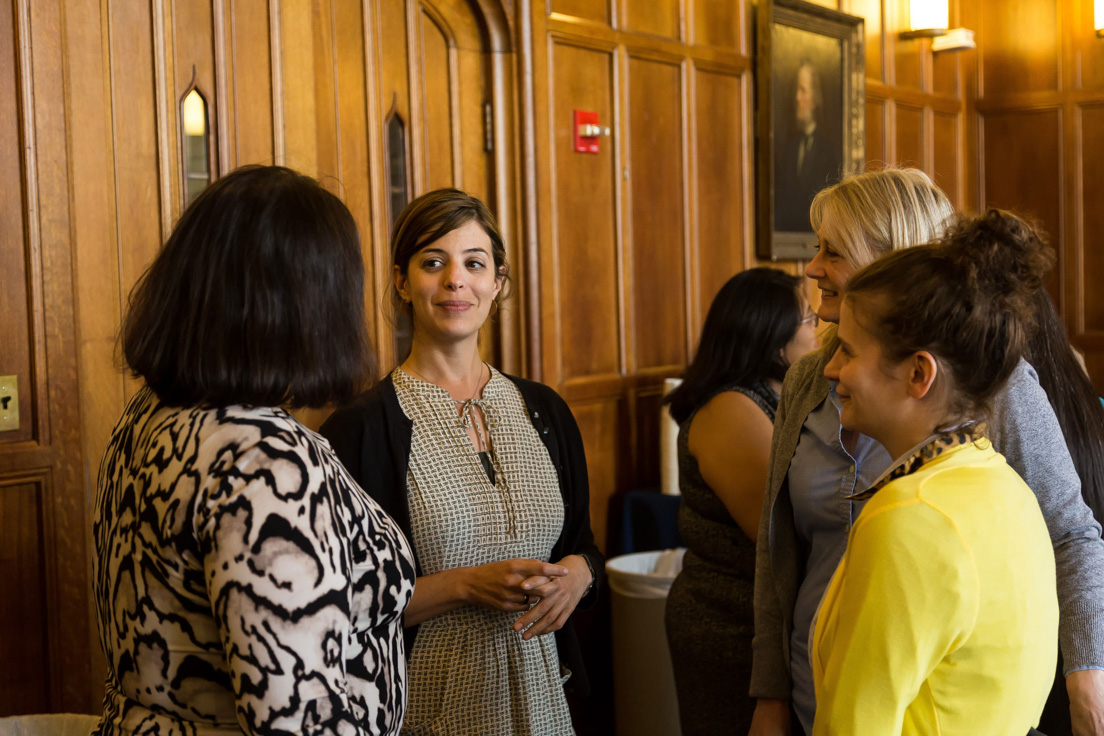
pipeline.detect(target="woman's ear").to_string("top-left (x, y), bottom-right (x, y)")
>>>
top-left (907, 351), bottom-right (939, 400)
top-left (393, 265), bottom-right (408, 303)
top-left (493, 265), bottom-right (505, 298)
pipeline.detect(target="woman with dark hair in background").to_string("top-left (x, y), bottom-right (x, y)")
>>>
top-left (321, 188), bottom-right (602, 736)
top-left (93, 166), bottom-right (416, 736)
top-left (1026, 290), bottom-right (1104, 527)
top-left (1027, 289), bottom-right (1104, 735)
top-left (664, 268), bottom-right (818, 735)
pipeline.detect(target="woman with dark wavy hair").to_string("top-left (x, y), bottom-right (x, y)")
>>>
top-left (93, 166), bottom-right (416, 736)
top-left (664, 267), bottom-right (818, 735)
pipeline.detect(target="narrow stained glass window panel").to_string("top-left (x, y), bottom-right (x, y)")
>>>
top-left (387, 113), bottom-right (413, 362)
top-left (387, 114), bottom-right (409, 228)
top-left (181, 89), bottom-right (210, 205)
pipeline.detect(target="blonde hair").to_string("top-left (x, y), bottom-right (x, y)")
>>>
top-left (809, 167), bottom-right (955, 270)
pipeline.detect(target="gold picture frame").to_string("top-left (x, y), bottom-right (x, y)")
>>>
top-left (756, 0), bottom-right (865, 260)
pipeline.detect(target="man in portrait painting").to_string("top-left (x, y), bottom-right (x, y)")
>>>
top-left (774, 58), bottom-right (842, 233)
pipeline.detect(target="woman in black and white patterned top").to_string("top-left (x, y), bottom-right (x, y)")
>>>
top-left (322, 189), bottom-right (604, 735)
top-left (93, 166), bottom-right (416, 736)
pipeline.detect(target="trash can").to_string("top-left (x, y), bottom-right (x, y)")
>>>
top-left (606, 548), bottom-right (686, 736)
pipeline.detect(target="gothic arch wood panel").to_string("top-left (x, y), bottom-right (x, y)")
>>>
top-left (417, 5), bottom-right (460, 190)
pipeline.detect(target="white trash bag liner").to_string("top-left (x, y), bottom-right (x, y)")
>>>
top-left (606, 548), bottom-right (686, 598)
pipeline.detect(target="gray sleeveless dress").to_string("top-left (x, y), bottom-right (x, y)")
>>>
top-left (664, 382), bottom-right (779, 736)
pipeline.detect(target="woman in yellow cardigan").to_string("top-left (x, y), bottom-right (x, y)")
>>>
top-left (811, 210), bottom-right (1059, 735)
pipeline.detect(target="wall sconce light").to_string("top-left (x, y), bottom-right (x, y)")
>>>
top-left (900, 0), bottom-right (949, 39)
top-left (1097, 0), bottom-right (1104, 38)
top-left (898, 0), bottom-right (975, 50)
top-left (182, 89), bottom-right (207, 137)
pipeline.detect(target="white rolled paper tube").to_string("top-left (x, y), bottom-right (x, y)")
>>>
top-left (659, 377), bottom-right (682, 495)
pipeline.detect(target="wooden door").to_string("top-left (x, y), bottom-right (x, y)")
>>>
top-left (376, 0), bottom-right (509, 368)
top-left (0, 0), bottom-right (94, 714)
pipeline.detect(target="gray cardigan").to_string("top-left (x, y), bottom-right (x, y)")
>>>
top-left (750, 346), bottom-right (1104, 699)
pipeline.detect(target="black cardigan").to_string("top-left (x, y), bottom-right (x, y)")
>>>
top-left (319, 372), bottom-right (604, 696)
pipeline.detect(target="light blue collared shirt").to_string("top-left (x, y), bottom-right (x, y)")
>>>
top-left (788, 385), bottom-right (892, 735)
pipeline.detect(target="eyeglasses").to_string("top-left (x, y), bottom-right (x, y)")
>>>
top-left (800, 313), bottom-right (819, 327)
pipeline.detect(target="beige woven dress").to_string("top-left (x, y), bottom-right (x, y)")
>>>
top-left (394, 366), bottom-right (575, 736)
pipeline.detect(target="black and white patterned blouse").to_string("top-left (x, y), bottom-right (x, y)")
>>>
top-left (92, 387), bottom-right (416, 736)
top-left (394, 366), bottom-right (575, 736)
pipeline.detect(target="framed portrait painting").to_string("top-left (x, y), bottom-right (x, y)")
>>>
top-left (756, 0), bottom-right (864, 260)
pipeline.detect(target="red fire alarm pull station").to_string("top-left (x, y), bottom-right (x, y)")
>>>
top-left (574, 109), bottom-right (607, 154)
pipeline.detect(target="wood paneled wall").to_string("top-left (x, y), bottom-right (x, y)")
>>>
top-left (2, 0), bottom-right (518, 714)
top-left (64, 0), bottom-right (515, 482)
top-left (11, 0), bottom-right (1072, 718)
top-left (963, 0), bottom-right (1104, 388)
top-left (530, 0), bottom-right (789, 552)
top-left (851, 0), bottom-right (969, 206)
top-left (527, 0), bottom-right (972, 554)
top-left (0, 0), bottom-right (90, 712)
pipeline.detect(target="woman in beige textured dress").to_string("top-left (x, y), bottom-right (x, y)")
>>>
top-left (322, 189), bottom-right (603, 736)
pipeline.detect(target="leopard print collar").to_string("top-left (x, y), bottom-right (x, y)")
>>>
top-left (849, 421), bottom-right (988, 501)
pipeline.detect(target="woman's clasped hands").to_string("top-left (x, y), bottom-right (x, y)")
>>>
top-left (460, 555), bottom-right (592, 640)
top-left (513, 554), bottom-right (593, 641)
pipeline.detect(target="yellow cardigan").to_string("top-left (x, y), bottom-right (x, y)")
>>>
top-left (811, 441), bottom-right (1058, 735)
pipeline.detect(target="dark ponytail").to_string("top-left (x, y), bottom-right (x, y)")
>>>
top-left (844, 209), bottom-right (1055, 418)
top-left (1025, 290), bottom-right (1104, 525)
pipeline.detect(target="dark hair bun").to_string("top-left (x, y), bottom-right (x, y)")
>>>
top-left (938, 209), bottom-right (1054, 332)
top-left (845, 208), bottom-right (1055, 419)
